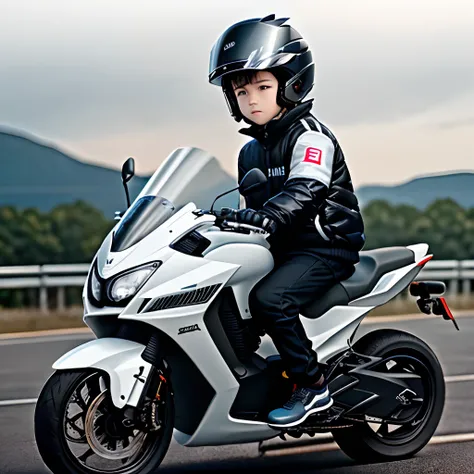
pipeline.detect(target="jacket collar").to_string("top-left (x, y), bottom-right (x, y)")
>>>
top-left (238, 99), bottom-right (314, 147)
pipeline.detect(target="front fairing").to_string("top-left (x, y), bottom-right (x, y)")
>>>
top-left (82, 203), bottom-right (217, 317)
top-left (95, 147), bottom-right (238, 276)
top-left (83, 149), bottom-right (269, 324)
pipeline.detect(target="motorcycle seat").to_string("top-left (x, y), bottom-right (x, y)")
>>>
top-left (302, 247), bottom-right (415, 319)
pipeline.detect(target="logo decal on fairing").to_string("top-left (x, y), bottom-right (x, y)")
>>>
top-left (224, 41), bottom-right (236, 51)
top-left (303, 147), bottom-right (322, 165)
top-left (178, 324), bottom-right (201, 335)
top-left (396, 388), bottom-right (417, 405)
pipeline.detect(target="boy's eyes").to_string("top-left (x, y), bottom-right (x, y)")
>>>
top-left (236, 85), bottom-right (271, 97)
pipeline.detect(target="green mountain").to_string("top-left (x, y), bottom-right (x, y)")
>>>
top-left (1, 129), bottom-right (473, 214)
top-left (0, 130), bottom-right (238, 217)
top-left (356, 172), bottom-right (474, 209)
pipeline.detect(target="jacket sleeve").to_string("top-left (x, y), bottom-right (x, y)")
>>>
top-left (259, 131), bottom-right (335, 228)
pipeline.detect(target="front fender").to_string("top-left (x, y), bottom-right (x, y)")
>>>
top-left (52, 338), bottom-right (151, 409)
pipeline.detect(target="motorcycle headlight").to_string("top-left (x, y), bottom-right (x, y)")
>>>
top-left (108, 263), bottom-right (159, 303)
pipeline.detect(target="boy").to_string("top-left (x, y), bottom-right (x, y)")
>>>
top-left (209, 14), bottom-right (365, 428)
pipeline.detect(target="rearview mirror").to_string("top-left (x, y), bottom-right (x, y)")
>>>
top-left (239, 168), bottom-right (267, 197)
top-left (209, 168), bottom-right (267, 213)
top-left (121, 157), bottom-right (135, 184)
top-left (121, 157), bottom-right (135, 208)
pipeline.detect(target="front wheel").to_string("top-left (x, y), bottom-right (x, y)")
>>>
top-left (331, 329), bottom-right (445, 462)
top-left (34, 369), bottom-right (174, 474)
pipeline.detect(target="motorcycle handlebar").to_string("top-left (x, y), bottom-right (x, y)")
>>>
top-left (222, 220), bottom-right (268, 235)
top-left (199, 208), bottom-right (268, 235)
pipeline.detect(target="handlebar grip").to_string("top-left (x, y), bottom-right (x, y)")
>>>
top-left (216, 207), bottom-right (237, 223)
top-left (224, 221), bottom-right (268, 234)
top-left (220, 207), bottom-right (234, 215)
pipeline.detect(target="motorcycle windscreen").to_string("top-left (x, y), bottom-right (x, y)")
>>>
top-left (110, 147), bottom-right (238, 252)
top-left (111, 195), bottom-right (175, 252)
top-left (134, 147), bottom-right (238, 211)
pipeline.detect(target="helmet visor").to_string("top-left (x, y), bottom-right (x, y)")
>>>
top-left (209, 22), bottom-right (292, 85)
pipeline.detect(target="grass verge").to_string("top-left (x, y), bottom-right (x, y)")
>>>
top-left (0, 307), bottom-right (84, 334)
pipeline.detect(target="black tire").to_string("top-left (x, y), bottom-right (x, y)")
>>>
top-left (331, 329), bottom-right (445, 462)
top-left (34, 369), bottom-right (174, 474)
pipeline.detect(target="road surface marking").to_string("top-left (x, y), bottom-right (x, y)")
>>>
top-left (262, 432), bottom-right (474, 456)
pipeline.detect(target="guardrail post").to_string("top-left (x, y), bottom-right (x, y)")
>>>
top-left (39, 286), bottom-right (48, 313)
top-left (462, 279), bottom-right (470, 297)
top-left (448, 261), bottom-right (460, 297)
top-left (57, 286), bottom-right (66, 311)
top-left (460, 260), bottom-right (474, 300)
top-left (39, 266), bottom-right (48, 313)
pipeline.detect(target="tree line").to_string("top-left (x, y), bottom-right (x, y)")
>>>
top-left (0, 197), bottom-right (473, 267)
top-left (0, 201), bottom-right (113, 266)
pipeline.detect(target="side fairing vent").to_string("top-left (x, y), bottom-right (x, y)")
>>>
top-left (141, 284), bottom-right (221, 312)
top-left (170, 230), bottom-right (211, 257)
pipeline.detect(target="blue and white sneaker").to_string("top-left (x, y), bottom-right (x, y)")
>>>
top-left (267, 385), bottom-right (333, 428)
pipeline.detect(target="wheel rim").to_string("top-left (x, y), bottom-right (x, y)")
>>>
top-left (62, 372), bottom-right (167, 473)
top-left (364, 353), bottom-right (436, 446)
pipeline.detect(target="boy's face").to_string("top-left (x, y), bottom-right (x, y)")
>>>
top-left (232, 71), bottom-right (281, 126)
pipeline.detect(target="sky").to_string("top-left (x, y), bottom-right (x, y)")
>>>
top-left (0, 0), bottom-right (473, 187)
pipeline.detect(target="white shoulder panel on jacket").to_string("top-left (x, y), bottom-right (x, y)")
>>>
top-left (287, 131), bottom-right (335, 188)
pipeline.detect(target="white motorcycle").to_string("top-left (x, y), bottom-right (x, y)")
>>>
top-left (35, 147), bottom-right (458, 474)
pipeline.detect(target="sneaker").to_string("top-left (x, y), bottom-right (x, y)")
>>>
top-left (267, 385), bottom-right (333, 428)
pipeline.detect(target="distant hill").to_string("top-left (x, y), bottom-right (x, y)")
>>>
top-left (356, 172), bottom-right (474, 209)
top-left (0, 129), bottom-right (473, 214)
top-left (0, 130), bottom-right (238, 218)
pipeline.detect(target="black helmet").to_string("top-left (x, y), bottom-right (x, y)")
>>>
top-left (209, 14), bottom-right (315, 122)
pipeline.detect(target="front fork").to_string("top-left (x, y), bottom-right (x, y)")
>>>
top-left (123, 366), bottom-right (170, 432)
top-left (125, 332), bottom-right (171, 432)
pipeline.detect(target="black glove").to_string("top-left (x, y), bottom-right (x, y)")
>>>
top-left (227, 208), bottom-right (277, 234)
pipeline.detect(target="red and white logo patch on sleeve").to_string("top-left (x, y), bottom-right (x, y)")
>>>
top-left (303, 147), bottom-right (322, 165)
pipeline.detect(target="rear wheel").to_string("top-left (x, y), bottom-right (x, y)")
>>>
top-left (35, 369), bottom-right (174, 474)
top-left (331, 329), bottom-right (445, 462)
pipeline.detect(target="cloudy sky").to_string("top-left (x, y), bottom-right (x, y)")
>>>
top-left (0, 0), bottom-right (473, 186)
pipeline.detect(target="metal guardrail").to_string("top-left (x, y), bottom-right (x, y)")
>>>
top-left (0, 264), bottom-right (90, 312)
top-left (0, 264), bottom-right (90, 288)
top-left (0, 260), bottom-right (473, 312)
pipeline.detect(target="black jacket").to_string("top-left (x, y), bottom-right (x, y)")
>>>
top-left (238, 100), bottom-right (365, 262)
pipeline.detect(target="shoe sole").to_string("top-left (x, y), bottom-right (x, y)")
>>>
top-left (267, 398), bottom-right (334, 429)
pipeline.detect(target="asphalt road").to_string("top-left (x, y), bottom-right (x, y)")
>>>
top-left (0, 313), bottom-right (473, 473)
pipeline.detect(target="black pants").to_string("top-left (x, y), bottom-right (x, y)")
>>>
top-left (249, 251), bottom-right (355, 386)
